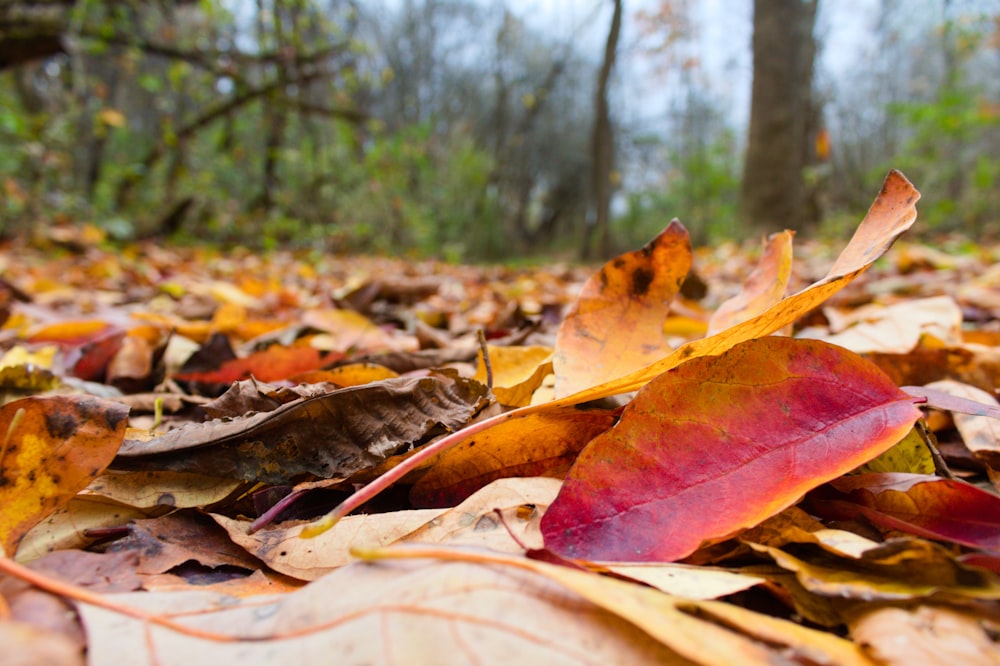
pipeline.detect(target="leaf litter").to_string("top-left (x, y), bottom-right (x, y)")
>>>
top-left (2, 170), bottom-right (1000, 664)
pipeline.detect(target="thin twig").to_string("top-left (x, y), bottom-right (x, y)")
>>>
top-left (477, 329), bottom-right (493, 389)
top-left (0, 557), bottom-right (244, 642)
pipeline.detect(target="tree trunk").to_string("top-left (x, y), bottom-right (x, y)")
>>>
top-left (740, 0), bottom-right (819, 232)
top-left (582, 0), bottom-right (622, 260)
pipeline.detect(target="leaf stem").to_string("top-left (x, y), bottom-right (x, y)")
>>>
top-left (300, 404), bottom-right (547, 537)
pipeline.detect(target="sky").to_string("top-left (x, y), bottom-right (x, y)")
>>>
top-left (503, 0), bottom-right (884, 133)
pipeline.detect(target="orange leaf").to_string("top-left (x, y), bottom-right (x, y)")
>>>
top-left (174, 345), bottom-right (331, 384)
top-left (289, 362), bottom-right (398, 387)
top-left (0, 396), bottom-right (129, 556)
top-left (409, 407), bottom-right (618, 508)
top-left (707, 230), bottom-right (794, 335)
top-left (553, 169), bottom-right (919, 405)
top-left (554, 220), bottom-right (691, 398)
top-left (540, 337), bottom-right (922, 562)
top-left (474, 345), bottom-right (553, 407)
top-left (28, 320), bottom-right (112, 346)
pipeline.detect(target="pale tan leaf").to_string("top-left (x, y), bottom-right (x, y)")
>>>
top-left (807, 295), bottom-right (963, 353)
top-left (77, 558), bottom-right (691, 666)
top-left (15, 496), bottom-right (149, 562)
top-left (396, 476), bottom-right (562, 550)
top-left (0, 622), bottom-right (83, 666)
top-left (356, 545), bottom-right (874, 666)
top-left (212, 509), bottom-right (444, 581)
top-left (85, 471), bottom-right (243, 510)
top-left (849, 605), bottom-right (1000, 666)
top-left (604, 563), bottom-right (766, 600)
top-left (925, 379), bottom-right (1000, 468)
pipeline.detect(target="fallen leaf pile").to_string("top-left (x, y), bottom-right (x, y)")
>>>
top-left (2, 170), bottom-right (1000, 664)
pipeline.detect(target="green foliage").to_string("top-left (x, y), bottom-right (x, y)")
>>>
top-left (617, 131), bottom-right (740, 248)
top-left (883, 79), bottom-right (1000, 234)
top-left (0, 1), bottom-right (569, 259)
top-left (329, 123), bottom-right (501, 260)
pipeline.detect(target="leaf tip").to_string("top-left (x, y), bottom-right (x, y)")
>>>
top-left (299, 515), bottom-right (338, 539)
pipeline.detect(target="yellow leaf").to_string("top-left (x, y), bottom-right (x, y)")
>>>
top-left (98, 108), bottom-right (127, 128)
top-left (475, 345), bottom-right (553, 407)
top-left (0, 396), bottom-right (129, 555)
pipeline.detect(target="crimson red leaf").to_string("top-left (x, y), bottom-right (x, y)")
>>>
top-left (541, 337), bottom-right (922, 562)
top-left (807, 473), bottom-right (1000, 552)
top-left (174, 345), bottom-right (337, 384)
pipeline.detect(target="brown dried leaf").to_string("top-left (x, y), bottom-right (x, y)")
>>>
top-left (114, 375), bottom-right (490, 483)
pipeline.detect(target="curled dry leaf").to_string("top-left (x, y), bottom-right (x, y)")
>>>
top-left (706, 229), bottom-right (794, 336)
top-left (396, 476), bottom-right (561, 552)
top-left (921, 379), bottom-right (1000, 469)
top-left (16, 471), bottom-right (242, 561)
top-left (739, 506), bottom-right (882, 558)
top-left (86, 470), bottom-right (244, 510)
top-left (473, 344), bottom-right (552, 407)
top-left (750, 537), bottom-right (1000, 602)
top-left (212, 509), bottom-right (445, 581)
top-left (807, 295), bottom-right (963, 354)
top-left (214, 477), bottom-right (561, 581)
top-left (553, 220), bottom-right (691, 398)
top-left (16, 495), bottom-right (151, 562)
top-left (113, 374), bottom-right (490, 483)
top-left (557, 169), bottom-right (920, 403)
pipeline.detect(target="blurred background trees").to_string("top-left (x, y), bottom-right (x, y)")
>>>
top-left (0, 0), bottom-right (997, 260)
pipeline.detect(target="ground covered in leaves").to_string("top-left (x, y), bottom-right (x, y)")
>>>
top-left (2, 173), bottom-right (1000, 665)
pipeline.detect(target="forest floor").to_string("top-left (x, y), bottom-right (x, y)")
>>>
top-left (1, 195), bottom-right (1000, 665)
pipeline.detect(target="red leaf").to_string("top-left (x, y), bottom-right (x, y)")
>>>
top-left (541, 337), bottom-right (922, 562)
top-left (807, 473), bottom-right (1000, 552)
top-left (174, 345), bottom-right (334, 384)
top-left (70, 329), bottom-right (126, 381)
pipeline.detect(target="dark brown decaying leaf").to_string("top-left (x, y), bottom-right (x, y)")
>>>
top-left (112, 375), bottom-right (490, 483)
top-left (200, 378), bottom-right (341, 419)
